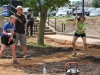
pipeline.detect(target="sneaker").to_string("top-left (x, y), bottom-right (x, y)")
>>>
top-left (23, 54), bottom-right (31, 60)
top-left (26, 33), bottom-right (29, 36)
top-left (72, 52), bottom-right (77, 56)
top-left (85, 54), bottom-right (88, 57)
top-left (13, 60), bottom-right (20, 64)
top-left (30, 35), bottom-right (34, 37)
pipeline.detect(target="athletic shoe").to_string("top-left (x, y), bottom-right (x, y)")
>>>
top-left (72, 52), bottom-right (77, 56)
top-left (23, 54), bottom-right (31, 60)
top-left (13, 60), bottom-right (20, 64)
top-left (85, 54), bottom-right (88, 57)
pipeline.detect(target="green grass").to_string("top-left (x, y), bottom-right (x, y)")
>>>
top-left (0, 8), bottom-right (2, 14)
top-left (27, 42), bottom-right (52, 48)
top-left (48, 16), bottom-right (72, 20)
top-left (48, 16), bottom-right (73, 25)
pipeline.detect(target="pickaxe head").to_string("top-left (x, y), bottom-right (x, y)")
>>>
top-left (73, 6), bottom-right (79, 12)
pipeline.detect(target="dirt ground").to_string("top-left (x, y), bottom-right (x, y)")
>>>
top-left (0, 35), bottom-right (100, 75)
top-left (0, 17), bottom-right (100, 75)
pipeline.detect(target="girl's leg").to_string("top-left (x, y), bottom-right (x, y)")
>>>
top-left (72, 36), bottom-right (78, 53)
top-left (10, 44), bottom-right (16, 61)
top-left (10, 44), bottom-right (19, 64)
top-left (0, 44), bottom-right (6, 58)
top-left (82, 37), bottom-right (88, 55)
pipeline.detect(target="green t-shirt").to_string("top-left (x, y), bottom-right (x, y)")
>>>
top-left (76, 21), bottom-right (86, 34)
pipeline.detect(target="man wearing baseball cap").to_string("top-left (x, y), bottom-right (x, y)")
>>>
top-left (14, 5), bottom-right (30, 59)
top-left (16, 5), bottom-right (23, 10)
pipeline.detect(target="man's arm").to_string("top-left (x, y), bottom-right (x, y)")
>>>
top-left (24, 24), bottom-right (27, 30)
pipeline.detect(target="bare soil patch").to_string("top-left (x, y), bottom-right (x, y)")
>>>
top-left (0, 17), bottom-right (100, 75)
top-left (0, 35), bottom-right (99, 75)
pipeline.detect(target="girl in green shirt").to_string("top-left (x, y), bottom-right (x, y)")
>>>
top-left (72, 16), bottom-right (88, 57)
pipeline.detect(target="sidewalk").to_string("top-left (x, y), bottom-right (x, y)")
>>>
top-left (45, 34), bottom-right (100, 45)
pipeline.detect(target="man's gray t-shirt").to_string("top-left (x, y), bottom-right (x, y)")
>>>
top-left (27, 12), bottom-right (34, 22)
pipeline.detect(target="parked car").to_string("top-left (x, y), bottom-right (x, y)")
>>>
top-left (63, 8), bottom-right (73, 14)
top-left (96, 8), bottom-right (100, 11)
top-left (73, 10), bottom-right (85, 16)
top-left (85, 8), bottom-right (96, 16)
top-left (48, 11), bottom-right (57, 16)
top-left (96, 8), bottom-right (100, 13)
top-left (57, 7), bottom-right (63, 12)
top-left (56, 11), bottom-right (67, 17)
top-left (90, 10), bottom-right (100, 16)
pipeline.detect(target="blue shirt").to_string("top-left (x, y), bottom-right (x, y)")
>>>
top-left (1, 22), bottom-right (15, 38)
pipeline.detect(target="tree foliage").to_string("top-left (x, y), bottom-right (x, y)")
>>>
top-left (19, 0), bottom-right (70, 12)
top-left (71, 1), bottom-right (82, 7)
top-left (18, 0), bottom-right (29, 7)
top-left (91, 0), bottom-right (100, 8)
top-left (19, 0), bottom-right (70, 45)
top-left (0, 0), bottom-right (9, 6)
top-left (26, 0), bottom-right (70, 45)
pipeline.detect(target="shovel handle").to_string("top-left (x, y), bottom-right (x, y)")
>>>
top-left (65, 62), bottom-right (79, 69)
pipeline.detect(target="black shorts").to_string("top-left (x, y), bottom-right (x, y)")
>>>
top-left (1, 37), bottom-right (14, 46)
top-left (74, 32), bottom-right (86, 38)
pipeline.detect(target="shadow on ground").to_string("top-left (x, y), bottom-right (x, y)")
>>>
top-left (2, 45), bottom-right (75, 58)
top-left (14, 56), bottom-right (100, 75)
top-left (1, 45), bottom-right (100, 75)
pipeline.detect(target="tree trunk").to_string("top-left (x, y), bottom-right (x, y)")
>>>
top-left (37, 9), bottom-right (47, 45)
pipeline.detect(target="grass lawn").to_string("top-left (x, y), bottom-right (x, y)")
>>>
top-left (48, 16), bottom-right (74, 26)
top-left (0, 8), bottom-right (2, 14)
top-left (48, 16), bottom-right (73, 20)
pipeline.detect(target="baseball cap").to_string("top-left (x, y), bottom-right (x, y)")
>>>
top-left (16, 5), bottom-right (23, 10)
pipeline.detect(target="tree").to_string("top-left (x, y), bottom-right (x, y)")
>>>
top-left (18, 0), bottom-right (29, 7)
top-left (19, 0), bottom-right (70, 45)
top-left (0, 0), bottom-right (9, 6)
top-left (71, 1), bottom-right (82, 7)
top-left (91, 0), bottom-right (100, 8)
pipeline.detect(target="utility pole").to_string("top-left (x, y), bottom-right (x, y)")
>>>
top-left (0, 0), bottom-right (1, 7)
top-left (9, 0), bottom-right (12, 16)
top-left (82, 0), bottom-right (84, 16)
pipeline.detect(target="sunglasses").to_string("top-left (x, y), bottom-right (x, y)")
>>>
top-left (80, 20), bottom-right (84, 22)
